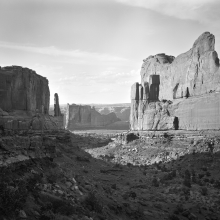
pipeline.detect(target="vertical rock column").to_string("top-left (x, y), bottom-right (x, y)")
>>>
top-left (137, 84), bottom-right (144, 130)
top-left (64, 104), bottom-right (70, 130)
top-left (130, 83), bottom-right (140, 130)
top-left (54, 93), bottom-right (61, 116)
top-left (139, 82), bottom-right (150, 130)
top-left (149, 75), bottom-right (160, 101)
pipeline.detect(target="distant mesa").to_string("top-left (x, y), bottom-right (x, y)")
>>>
top-left (96, 106), bottom-right (130, 122)
top-left (130, 32), bottom-right (220, 130)
top-left (64, 104), bottom-right (121, 130)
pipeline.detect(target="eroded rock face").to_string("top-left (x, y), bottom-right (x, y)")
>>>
top-left (65, 104), bottom-right (120, 130)
top-left (0, 130), bottom-right (70, 166)
top-left (141, 32), bottom-right (220, 101)
top-left (130, 32), bottom-right (220, 130)
top-left (54, 93), bottom-right (61, 117)
top-left (0, 66), bottom-right (63, 131)
top-left (0, 66), bottom-right (50, 113)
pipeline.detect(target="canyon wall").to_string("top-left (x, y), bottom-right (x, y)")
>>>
top-left (130, 32), bottom-right (220, 130)
top-left (0, 66), bottom-right (50, 114)
top-left (0, 66), bottom-right (62, 130)
top-left (65, 104), bottom-right (120, 130)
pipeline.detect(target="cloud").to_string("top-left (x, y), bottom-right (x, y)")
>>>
top-left (0, 41), bottom-right (127, 63)
top-left (115, 0), bottom-right (220, 24)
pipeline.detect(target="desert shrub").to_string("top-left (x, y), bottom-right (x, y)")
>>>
top-left (55, 203), bottom-right (76, 215)
top-left (206, 171), bottom-right (211, 177)
top-left (76, 155), bottom-right (90, 162)
top-left (128, 191), bottom-right (137, 199)
top-left (122, 191), bottom-right (137, 200)
top-left (169, 214), bottom-right (180, 220)
top-left (214, 180), bottom-right (220, 189)
top-left (0, 178), bottom-right (28, 217)
top-left (173, 203), bottom-right (184, 214)
top-left (46, 168), bottom-right (64, 184)
top-left (203, 178), bottom-right (209, 183)
top-left (161, 165), bottom-right (168, 172)
top-left (183, 170), bottom-right (191, 188)
top-left (200, 186), bottom-right (208, 196)
top-left (82, 191), bottom-right (103, 213)
top-left (191, 170), bottom-right (196, 183)
top-left (201, 167), bottom-right (208, 172)
top-left (27, 173), bottom-right (42, 193)
top-left (152, 177), bottom-right (159, 187)
top-left (40, 210), bottom-right (54, 220)
top-left (111, 183), bottom-right (117, 190)
top-left (127, 162), bottom-right (133, 167)
top-left (113, 163), bottom-right (122, 168)
top-left (171, 170), bottom-right (177, 178)
top-left (54, 215), bottom-right (73, 220)
top-left (198, 173), bottom-right (205, 179)
top-left (210, 178), bottom-right (215, 184)
top-left (181, 186), bottom-right (190, 200)
top-left (40, 195), bottom-right (76, 216)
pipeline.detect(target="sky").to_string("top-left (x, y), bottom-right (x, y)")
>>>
top-left (0, 0), bottom-right (220, 105)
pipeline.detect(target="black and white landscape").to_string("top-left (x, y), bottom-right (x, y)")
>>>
top-left (1, 1), bottom-right (220, 220)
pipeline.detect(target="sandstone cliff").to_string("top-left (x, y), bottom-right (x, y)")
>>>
top-left (130, 32), bottom-right (220, 130)
top-left (65, 104), bottom-right (120, 130)
top-left (0, 66), bottom-right (62, 130)
top-left (141, 32), bottom-right (220, 100)
top-left (0, 66), bottom-right (50, 113)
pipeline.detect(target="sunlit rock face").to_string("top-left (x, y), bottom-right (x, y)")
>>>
top-left (130, 32), bottom-right (220, 130)
top-left (65, 104), bottom-right (120, 130)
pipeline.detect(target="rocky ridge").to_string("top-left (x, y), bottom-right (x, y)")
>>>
top-left (97, 106), bottom-right (130, 121)
top-left (130, 32), bottom-right (220, 130)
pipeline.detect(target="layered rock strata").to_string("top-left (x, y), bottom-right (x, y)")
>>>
top-left (130, 32), bottom-right (220, 130)
top-left (0, 130), bottom-right (70, 166)
top-left (65, 104), bottom-right (120, 130)
top-left (0, 66), bottom-right (61, 130)
top-left (0, 66), bottom-right (49, 113)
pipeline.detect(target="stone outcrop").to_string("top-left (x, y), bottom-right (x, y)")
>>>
top-left (0, 130), bottom-right (70, 166)
top-left (141, 32), bottom-right (220, 100)
top-left (53, 93), bottom-right (64, 129)
top-left (65, 104), bottom-right (120, 130)
top-left (0, 66), bottom-right (62, 130)
top-left (0, 66), bottom-right (50, 113)
top-left (54, 93), bottom-right (61, 116)
top-left (130, 32), bottom-right (220, 130)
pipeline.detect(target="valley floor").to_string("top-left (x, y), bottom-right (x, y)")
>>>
top-left (1, 129), bottom-right (220, 220)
